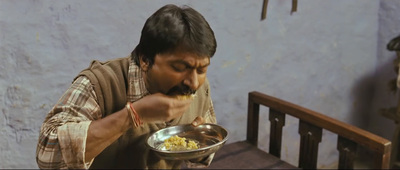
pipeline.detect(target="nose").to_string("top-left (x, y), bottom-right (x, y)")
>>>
top-left (183, 70), bottom-right (199, 90)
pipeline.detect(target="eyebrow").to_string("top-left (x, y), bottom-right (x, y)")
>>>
top-left (171, 60), bottom-right (210, 69)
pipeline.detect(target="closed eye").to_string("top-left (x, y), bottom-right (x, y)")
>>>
top-left (197, 67), bottom-right (207, 74)
top-left (170, 60), bottom-right (209, 73)
top-left (172, 63), bottom-right (188, 72)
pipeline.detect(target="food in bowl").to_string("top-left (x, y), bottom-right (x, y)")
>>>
top-left (164, 135), bottom-right (199, 151)
top-left (146, 123), bottom-right (228, 160)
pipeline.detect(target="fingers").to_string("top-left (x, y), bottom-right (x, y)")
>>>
top-left (191, 116), bottom-right (204, 127)
top-left (138, 93), bottom-right (194, 123)
top-left (170, 96), bottom-right (193, 111)
top-left (168, 99), bottom-right (192, 122)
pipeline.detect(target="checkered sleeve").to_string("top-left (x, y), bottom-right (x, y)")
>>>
top-left (204, 99), bottom-right (217, 124)
top-left (202, 79), bottom-right (217, 124)
top-left (36, 76), bottom-right (101, 169)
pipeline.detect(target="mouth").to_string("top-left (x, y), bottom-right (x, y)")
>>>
top-left (167, 85), bottom-right (196, 97)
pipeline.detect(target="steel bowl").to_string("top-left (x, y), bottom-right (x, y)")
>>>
top-left (146, 123), bottom-right (228, 160)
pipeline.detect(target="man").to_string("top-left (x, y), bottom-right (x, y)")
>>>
top-left (36, 4), bottom-right (217, 169)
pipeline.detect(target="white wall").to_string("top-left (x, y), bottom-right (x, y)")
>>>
top-left (0, 0), bottom-right (397, 168)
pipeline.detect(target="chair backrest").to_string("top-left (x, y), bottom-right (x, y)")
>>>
top-left (246, 91), bottom-right (391, 169)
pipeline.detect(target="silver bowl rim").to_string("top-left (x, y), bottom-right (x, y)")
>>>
top-left (146, 123), bottom-right (229, 154)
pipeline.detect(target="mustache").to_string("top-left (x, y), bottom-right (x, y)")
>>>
top-left (167, 85), bottom-right (196, 95)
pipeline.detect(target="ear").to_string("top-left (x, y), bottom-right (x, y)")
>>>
top-left (139, 55), bottom-right (150, 72)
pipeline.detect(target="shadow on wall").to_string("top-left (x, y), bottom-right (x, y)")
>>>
top-left (348, 67), bottom-right (375, 129)
top-left (349, 56), bottom-right (397, 135)
top-left (347, 56), bottom-right (397, 168)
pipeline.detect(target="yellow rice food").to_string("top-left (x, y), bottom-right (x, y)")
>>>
top-left (175, 94), bottom-right (196, 100)
top-left (164, 135), bottom-right (199, 151)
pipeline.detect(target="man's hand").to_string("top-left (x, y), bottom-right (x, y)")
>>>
top-left (131, 93), bottom-right (193, 123)
top-left (191, 116), bottom-right (205, 127)
top-left (85, 93), bottom-right (194, 162)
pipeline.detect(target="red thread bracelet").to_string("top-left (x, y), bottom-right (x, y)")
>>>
top-left (126, 103), bottom-right (137, 127)
top-left (129, 102), bottom-right (143, 126)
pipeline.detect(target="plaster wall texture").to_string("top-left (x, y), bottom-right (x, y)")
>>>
top-left (0, 0), bottom-right (397, 168)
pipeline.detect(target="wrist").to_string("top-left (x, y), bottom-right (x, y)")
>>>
top-left (130, 101), bottom-right (147, 123)
top-left (126, 102), bottom-right (143, 128)
top-left (121, 107), bottom-right (132, 132)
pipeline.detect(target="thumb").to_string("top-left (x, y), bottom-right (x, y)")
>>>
top-left (191, 116), bottom-right (205, 127)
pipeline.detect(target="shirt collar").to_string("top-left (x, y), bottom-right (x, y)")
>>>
top-left (127, 59), bottom-right (150, 102)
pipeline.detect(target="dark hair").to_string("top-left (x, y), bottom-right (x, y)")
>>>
top-left (131, 4), bottom-right (217, 66)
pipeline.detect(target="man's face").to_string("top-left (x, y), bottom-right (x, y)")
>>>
top-left (141, 51), bottom-right (210, 96)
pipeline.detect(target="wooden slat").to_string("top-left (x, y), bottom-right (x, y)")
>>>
top-left (337, 136), bottom-right (357, 169)
top-left (246, 95), bottom-right (260, 146)
top-left (269, 109), bottom-right (285, 158)
top-left (298, 120), bottom-right (322, 169)
top-left (374, 151), bottom-right (391, 169)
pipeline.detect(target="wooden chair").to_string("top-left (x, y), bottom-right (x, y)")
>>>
top-left (209, 91), bottom-right (391, 169)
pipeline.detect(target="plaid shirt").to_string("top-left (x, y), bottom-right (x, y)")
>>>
top-left (36, 59), bottom-right (216, 169)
